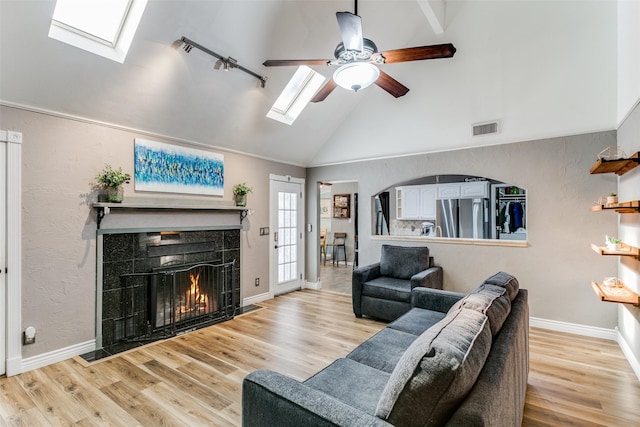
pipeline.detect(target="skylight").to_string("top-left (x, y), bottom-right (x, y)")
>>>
top-left (49, 0), bottom-right (148, 63)
top-left (267, 66), bottom-right (326, 125)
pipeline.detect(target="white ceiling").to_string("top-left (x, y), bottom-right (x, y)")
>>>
top-left (0, 0), bottom-right (618, 167)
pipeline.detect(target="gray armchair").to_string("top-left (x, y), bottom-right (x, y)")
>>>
top-left (352, 245), bottom-right (443, 321)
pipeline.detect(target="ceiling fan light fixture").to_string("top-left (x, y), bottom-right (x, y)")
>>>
top-left (333, 62), bottom-right (380, 92)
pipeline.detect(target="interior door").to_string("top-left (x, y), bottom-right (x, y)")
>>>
top-left (0, 141), bottom-right (6, 375)
top-left (270, 176), bottom-right (304, 296)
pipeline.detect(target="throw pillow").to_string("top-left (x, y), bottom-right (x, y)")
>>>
top-left (484, 271), bottom-right (519, 301)
top-left (375, 308), bottom-right (492, 427)
top-left (449, 284), bottom-right (511, 336)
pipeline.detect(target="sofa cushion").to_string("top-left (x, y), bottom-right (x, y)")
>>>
top-left (347, 328), bottom-right (418, 373)
top-left (380, 245), bottom-right (430, 280)
top-left (449, 284), bottom-right (511, 337)
top-left (484, 271), bottom-right (519, 301)
top-left (387, 307), bottom-right (448, 336)
top-left (375, 308), bottom-right (492, 427)
top-left (303, 358), bottom-right (391, 415)
top-left (362, 277), bottom-right (413, 302)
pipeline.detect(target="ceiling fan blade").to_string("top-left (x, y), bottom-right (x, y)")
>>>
top-left (263, 59), bottom-right (331, 67)
top-left (336, 12), bottom-right (363, 52)
top-left (378, 43), bottom-right (457, 64)
top-left (375, 71), bottom-right (409, 98)
top-left (310, 79), bottom-right (338, 103)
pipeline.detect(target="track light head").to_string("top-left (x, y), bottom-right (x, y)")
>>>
top-left (183, 43), bottom-right (193, 53)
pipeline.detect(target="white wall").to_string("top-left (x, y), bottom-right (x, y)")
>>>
top-left (0, 105), bottom-right (304, 360)
top-left (617, 0), bottom-right (640, 124)
top-left (307, 131), bottom-right (619, 329)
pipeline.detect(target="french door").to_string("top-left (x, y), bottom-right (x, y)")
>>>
top-left (270, 175), bottom-right (305, 296)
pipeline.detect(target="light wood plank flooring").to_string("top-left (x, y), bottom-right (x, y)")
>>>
top-left (0, 290), bottom-right (638, 426)
top-left (319, 263), bottom-right (352, 294)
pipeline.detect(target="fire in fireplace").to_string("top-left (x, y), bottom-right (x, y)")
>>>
top-left (152, 262), bottom-right (227, 330)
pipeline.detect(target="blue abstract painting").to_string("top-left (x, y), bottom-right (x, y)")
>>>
top-left (134, 138), bottom-right (224, 196)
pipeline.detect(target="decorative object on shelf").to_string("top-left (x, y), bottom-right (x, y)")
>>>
top-left (333, 194), bottom-right (351, 218)
top-left (606, 193), bottom-right (618, 205)
top-left (95, 164), bottom-right (130, 203)
top-left (605, 235), bottom-right (622, 251)
top-left (602, 277), bottom-right (622, 288)
top-left (233, 182), bottom-right (252, 207)
top-left (134, 139), bottom-right (224, 196)
top-left (597, 146), bottom-right (626, 161)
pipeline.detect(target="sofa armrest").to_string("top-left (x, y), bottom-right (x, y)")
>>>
top-left (410, 287), bottom-right (465, 313)
top-left (243, 370), bottom-right (391, 427)
top-left (410, 266), bottom-right (443, 290)
top-left (352, 263), bottom-right (381, 318)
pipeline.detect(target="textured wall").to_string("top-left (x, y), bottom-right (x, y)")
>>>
top-left (307, 132), bottom-right (619, 329)
top-left (0, 105), bottom-right (304, 359)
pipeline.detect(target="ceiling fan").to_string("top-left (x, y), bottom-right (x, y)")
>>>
top-left (263, 0), bottom-right (456, 102)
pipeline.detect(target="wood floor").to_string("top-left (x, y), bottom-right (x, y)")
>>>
top-left (0, 290), bottom-right (638, 426)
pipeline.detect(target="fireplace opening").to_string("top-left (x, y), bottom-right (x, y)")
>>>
top-left (119, 260), bottom-right (236, 343)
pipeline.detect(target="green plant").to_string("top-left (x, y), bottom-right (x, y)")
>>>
top-left (233, 182), bottom-right (252, 196)
top-left (96, 164), bottom-right (130, 188)
top-left (606, 235), bottom-right (621, 244)
top-left (609, 192), bottom-right (617, 197)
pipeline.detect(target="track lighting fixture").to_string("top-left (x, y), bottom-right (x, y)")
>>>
top-left (179, 37), bottom-right (267, 88)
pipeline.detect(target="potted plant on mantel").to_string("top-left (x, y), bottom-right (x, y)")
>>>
top-left (96, 164), bottom-right (131, 203)
top-left (233, 182), bottom-right (252, 207)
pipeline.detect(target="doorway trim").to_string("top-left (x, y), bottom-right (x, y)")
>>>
top-left (0, 130), bottom-right (22, 376)
top-left (269, 174), bottom-right (305, 296)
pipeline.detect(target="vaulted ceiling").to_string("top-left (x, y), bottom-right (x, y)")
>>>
top-left (0, 1), bottom-right (618, 167)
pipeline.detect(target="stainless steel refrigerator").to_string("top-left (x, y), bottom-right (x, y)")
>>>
top-left (436, 198), bottom-right (489, 239)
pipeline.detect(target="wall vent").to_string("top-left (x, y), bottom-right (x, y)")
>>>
top-left (472, 121), bottom-right (499, 136)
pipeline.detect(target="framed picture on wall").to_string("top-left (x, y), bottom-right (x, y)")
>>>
top-left (333, 194), bottom-right (350, 218)
top-left (320, 198), bottom-right (331, 218)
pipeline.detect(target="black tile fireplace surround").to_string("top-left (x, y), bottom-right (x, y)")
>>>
top-left (96, 228), bottom-right (241, 359)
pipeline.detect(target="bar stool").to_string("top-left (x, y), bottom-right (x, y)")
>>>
top-left (326, 232), bottom-right (347, 266)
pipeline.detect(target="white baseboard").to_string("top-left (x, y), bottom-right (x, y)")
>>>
top-left (242, 291), bottom-right (272, 307)
top-left (616, 327), bottom-right (640, 382)
top-left (303, 280), bottom-right (321, 290)
top-left (529, 317), bottom-right (617, 341)
top-left (19, 339), bottom-right (96, 375)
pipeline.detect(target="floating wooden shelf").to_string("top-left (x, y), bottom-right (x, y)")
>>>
top-left (589, 151), bottom-right (639, 176)
top-left (591, 281), bottom-right (640, 305)
top-left (591, 243), bottom-right (640, 258)
top-left (590, 200), bottom-right (640, 213)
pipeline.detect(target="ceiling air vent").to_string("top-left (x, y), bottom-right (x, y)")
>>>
top-left (472, 121), bottom-right (499, 136)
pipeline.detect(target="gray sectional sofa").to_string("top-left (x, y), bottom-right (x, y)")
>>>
top-left (242, 272), bottom-right (529, 426)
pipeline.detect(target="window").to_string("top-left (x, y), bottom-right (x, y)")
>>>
top-left (267, 66), bottom-right (326, 125)
top-left (49, 0), bottom-right (148, 63)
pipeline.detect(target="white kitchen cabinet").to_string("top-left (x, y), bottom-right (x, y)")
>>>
top-left (437, 181), bottom-right (489, 199)
top-left (460, 181), bottom-right (489, 198)
top-left (396, 185), bottom-right (437, 220)
top-left (419, 186), bottom-right (437, 219)
top-left (436, 183), bottom-right (460, 199)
